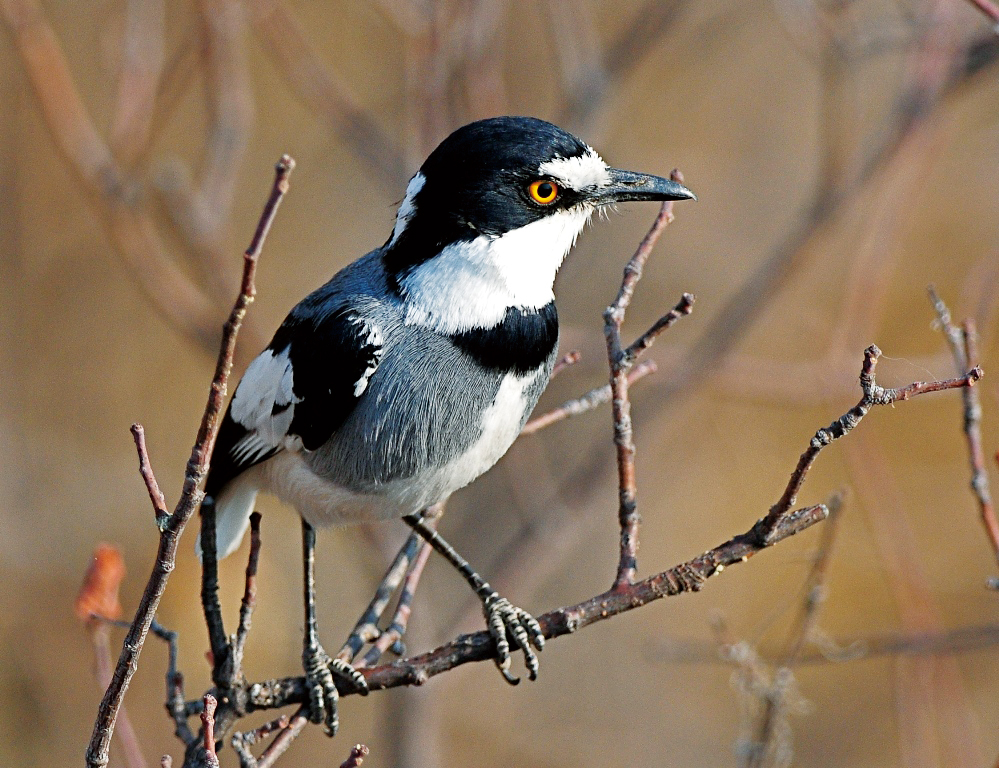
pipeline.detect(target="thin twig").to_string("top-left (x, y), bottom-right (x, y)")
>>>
top-left (232, 512), bottom-right (264, 680)
top-left (201, 695), bottom-right (220, 768)
top-left (550, 350), bottom-right (582, 379)
top-left (254, 707), bottom-right (310, 768)
top-left (339, 745), bottom-right (370, 768)
top-left (337, 532), bottom-right (424, 663)
top-left (746, 492), bottom-right (846, 768)
top-left (604, 178), bottom-right (687, 590)
top-left (761, 345), bottom-right (982, 540)
top-left (358, 533), bottom-right (434, 668)
top-left (85, 155), bottom-right (293, 768)
top-left (521, 359), bottom-right (658, 436)
top-left (928, 287), bottom-right (999, 562)
top-left (621, 293), bottom-right (695, 367)
top-left (232, 715), bottom-right (289, 768)
top-left (131, 424), bottom-right (169, 528)
top-left (110, 0), bottom-right (165, 166)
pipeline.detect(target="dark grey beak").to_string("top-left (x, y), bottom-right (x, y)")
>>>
top-left (595, 168), bottom-right (696, 204)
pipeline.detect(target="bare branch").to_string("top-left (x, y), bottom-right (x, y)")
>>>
top-left (929, 288), bottom-right (999, 563)
top-left (232, 513), bottom-right (264, 677)
top-left (85, 156), bottom-right (294, 768)
top-left (247, 501), bottom-right (828, 708)
top-left (131, 424), bottom-right (169, 528)
top-left (762, 345), bottom-right (982, 541)
top-left (603, 176), bottom-right (688, 589)
top-left (201, 695), bottom-right (220, 768)
top-left (521, 360), bottom-right (657, 436)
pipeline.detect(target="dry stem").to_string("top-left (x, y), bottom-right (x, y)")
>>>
top-left (85, 155), bottom-right (294, 768)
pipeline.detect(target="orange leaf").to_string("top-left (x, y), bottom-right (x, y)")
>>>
top-left (75, 543), bottom-right (126, 622)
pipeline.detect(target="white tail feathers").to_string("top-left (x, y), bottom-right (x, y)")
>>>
top-left (195, 479), bottom-right (260, 561)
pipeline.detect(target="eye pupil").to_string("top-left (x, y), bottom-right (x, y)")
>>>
top-left (529, 180), bottom-right (558, 204)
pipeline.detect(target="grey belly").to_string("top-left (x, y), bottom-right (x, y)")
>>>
top-left (305, 328), bottom-right (555, 505)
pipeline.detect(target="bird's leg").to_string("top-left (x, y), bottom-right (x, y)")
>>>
top-left (402, 513), bottom-right (544, 684)
top-left (301, 519), bottom-right (368, 736)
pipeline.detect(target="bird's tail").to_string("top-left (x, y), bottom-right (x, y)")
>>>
top-left (195, 479), bottom-right (259, 561)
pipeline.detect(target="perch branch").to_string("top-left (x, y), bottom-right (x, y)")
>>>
top-left (247, 502), bottom-right (829, 708)
top-left (245, 342), bottom-right (978, 707)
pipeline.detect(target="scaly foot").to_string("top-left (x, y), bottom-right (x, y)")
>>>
top-left (482, 592), bottom-right (545, 684)
top-left (302, 643), bottom-right (368, 736)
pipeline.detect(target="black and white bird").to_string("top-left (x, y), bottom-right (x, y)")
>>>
top-left (200, 115), bottom-right (694, 733)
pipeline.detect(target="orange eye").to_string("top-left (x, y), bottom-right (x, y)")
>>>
top-left (528, 179), bottom-right (559, 205)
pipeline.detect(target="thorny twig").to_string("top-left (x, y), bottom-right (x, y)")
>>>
top-left (85, 155), bottom-right (294, 768)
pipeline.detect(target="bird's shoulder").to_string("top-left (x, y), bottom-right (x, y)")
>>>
top-left (206, 253), bottom-right (395, 495)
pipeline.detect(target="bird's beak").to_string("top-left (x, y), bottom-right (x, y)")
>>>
top-left (594, 168), bottom-right (696, 204)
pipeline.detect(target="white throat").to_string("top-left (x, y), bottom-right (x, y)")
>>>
top-left (400, 206), bottom-right (593, 334)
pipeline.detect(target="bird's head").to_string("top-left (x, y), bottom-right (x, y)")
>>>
top-left (383, 116), bottom-right (695, 334)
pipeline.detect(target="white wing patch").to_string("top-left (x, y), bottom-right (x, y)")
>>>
top-left (539, 147), bottom-right (610, 191)
top-left (350, 315), bottom-right (384, 396)
top-left (229, 347), bottom-right (302, 460)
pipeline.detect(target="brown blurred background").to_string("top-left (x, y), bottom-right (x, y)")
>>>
top-left (3, 0), bottom-right (999, 766)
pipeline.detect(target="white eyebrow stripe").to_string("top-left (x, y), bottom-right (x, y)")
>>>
top-left (390, 172), bottom-right (426, 245)
top-left (538, 148), bottom-right (611, 191)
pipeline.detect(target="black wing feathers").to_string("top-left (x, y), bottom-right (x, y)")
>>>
top-left (204, 306), bottom-right (383, 496)
top-left (277, 308), bottom-right (382, 450)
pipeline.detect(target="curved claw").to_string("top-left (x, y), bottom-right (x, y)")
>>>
top-left (482, 594), bottom-right (544, 685)
top-left (303, 645), bottom-right (369, 736)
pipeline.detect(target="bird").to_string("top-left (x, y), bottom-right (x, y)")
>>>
top-left (199, 115), bottom-right (695, 735)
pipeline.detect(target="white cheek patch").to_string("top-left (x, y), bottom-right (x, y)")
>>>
top-left (389, 172), bottom-right (426, 246)
top-left (401, 206), bottom-right (593, 334)
top-left (539, 147), bottom-right (610, 191)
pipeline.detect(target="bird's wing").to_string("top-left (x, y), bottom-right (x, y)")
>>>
top-left (205, 307), bottom-right (384, 497)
